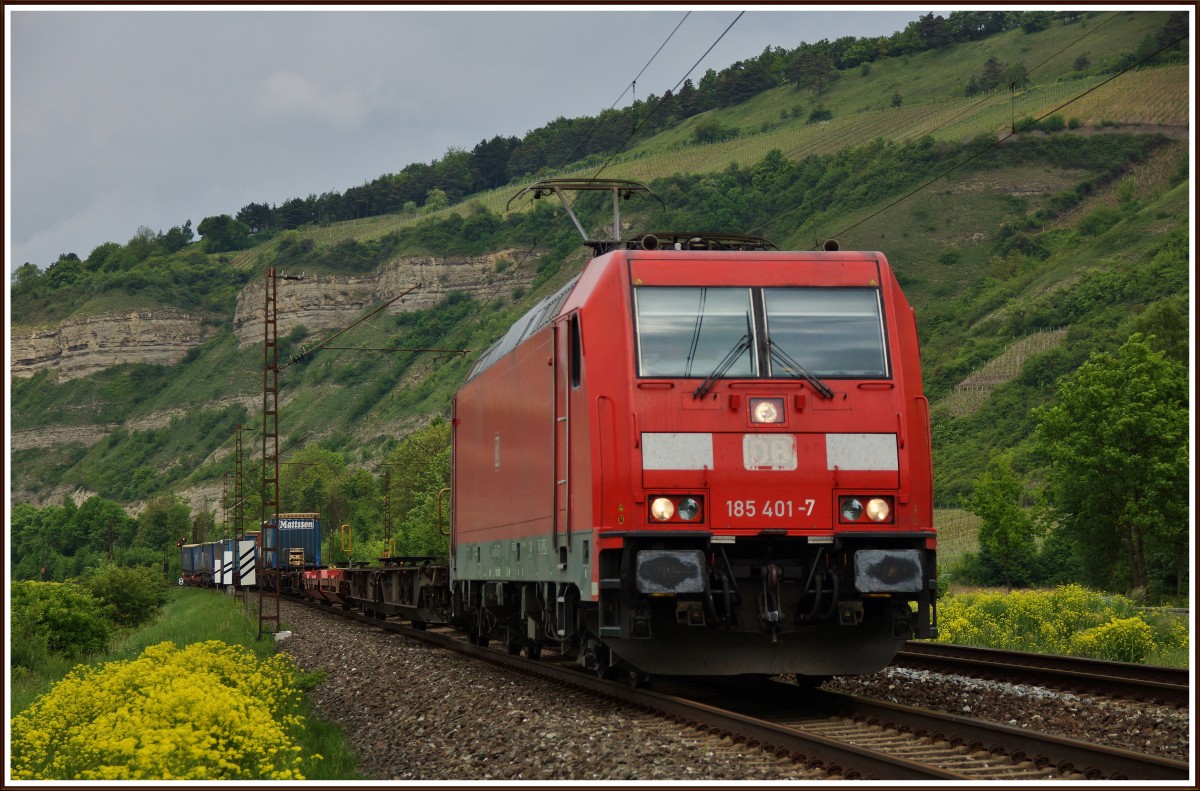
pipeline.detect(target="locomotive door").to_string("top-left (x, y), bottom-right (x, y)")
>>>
top-left (551, 315), bottom-right (576, 564)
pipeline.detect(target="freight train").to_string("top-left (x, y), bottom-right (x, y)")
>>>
top-left (186, 179), bottom-right (938, 683)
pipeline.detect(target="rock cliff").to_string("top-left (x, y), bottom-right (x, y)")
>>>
top-left (233, 252), bottom-right (529, 347)
top-left (10, 310), bottom-right (213, 381)
top-left (10, 252), bottom-right (534, 378)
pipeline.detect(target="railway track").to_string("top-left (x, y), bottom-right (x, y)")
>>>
top-left (286, 596), bottom-right (1189, 781)
top-left (894, 641), bottom-right (1190, 707)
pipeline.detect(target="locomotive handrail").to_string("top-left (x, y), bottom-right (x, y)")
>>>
top-left (437, 487), bottom-right (451, 537)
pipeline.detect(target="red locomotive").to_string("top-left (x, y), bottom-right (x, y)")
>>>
top-left (450, 180), bottom-right (937, 680)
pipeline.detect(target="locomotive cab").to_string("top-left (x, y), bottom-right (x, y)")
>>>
top-left (591, 247), bottom-right (937, 676)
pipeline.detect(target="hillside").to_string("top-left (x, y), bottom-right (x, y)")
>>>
top-left (8, 10), bottom-right (1190, 516)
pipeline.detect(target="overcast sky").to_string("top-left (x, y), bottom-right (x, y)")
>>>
top-left (7, 5), bottom-right (926, 273)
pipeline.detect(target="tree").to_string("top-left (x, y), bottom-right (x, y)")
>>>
top-left (1033, 336), bottom-right (1188, 594)
top-left (386, 421), bottom-right (451, 557)
top-left (979, 56), bottom-right (1004, 92)
top-left (12, 262), bottom-right (42, 288)
top-left (159, 220), bottom-right (193, 254)
top-left (1019, 11), bottom-right (1053, 33)
top-left (237, 202), bottom-right (276, 233)
top-left (85, 241), bottom-right (124, 272)
top-left (126, 226), bottom-right (162, 262)
top-left (788, 51), bottom-right (838, 95)
top-left (1133, 298), bottom-right (1188, 365)
top-left (964, 452), bottom-right (1039, 591)
top-left (1001, 62), bottom-right (1031, 91)
top-left (136, 495), bottom-right (192, 577)
top-left (424, 187), bottom-right (449, 211)
top-left (197, 214), bottom-right (251, 253)
top-left (915, 12), bottom-right (951, 50)
top-left (44, 253), bottom-right (84, 288)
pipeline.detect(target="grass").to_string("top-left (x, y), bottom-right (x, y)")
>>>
top-left (10, 586), bottom-right (362, 780)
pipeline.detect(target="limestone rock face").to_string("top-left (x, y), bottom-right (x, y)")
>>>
top-left (10, 252), bottom-right (533, 378)
top-left (10, 310), bottom-right (213, 380)
top-left (233, 253), bottom-right (526, 347)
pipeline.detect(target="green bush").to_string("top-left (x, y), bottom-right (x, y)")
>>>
top-left (691, 120), bottom-right (741, 144)
top-left (1039, 114), bottom-right (1066, 133)
top-left (1068, 617), bottom-right (1156, 663)
top-left (11, 581), bottom-right (114, 664)
top-left (78, 565), bottom-right (169, 628)
top-left (1077, 205), bottom-right (1123, 236)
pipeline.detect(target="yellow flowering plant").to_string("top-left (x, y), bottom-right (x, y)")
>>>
top-left (936, 584), bottom-right (1172, 663)
top-left (10, 640), bottom-right (318, 780)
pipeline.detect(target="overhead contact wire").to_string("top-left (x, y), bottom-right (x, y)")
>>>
top-left (555, 11), bottom-right (693, 171)
top-left (589, 11), bottom-right (745, 182)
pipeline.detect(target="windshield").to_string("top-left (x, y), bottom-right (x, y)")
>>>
top-left (635, 287), bottom-right (756, 377)
top-left (634, 285), bottom-right (889, 380)
top-left (764, 288), bottom-right (888, 377)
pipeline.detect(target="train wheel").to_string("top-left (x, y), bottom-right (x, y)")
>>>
top-left (627, 670), bottom-right (652, 690)
top-left (523, 643), bottom-right (542, 661)
top-left (593, 645), bottom-right (612, 679)
top-left (411, 620), bottom-right (428, 631)
top-left (506, 639), bottom-right (521, 655)
top-left (472, 606), bottom-right (496, 647)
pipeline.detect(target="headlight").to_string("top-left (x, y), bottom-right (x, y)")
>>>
top-left (839, 495), bottom-right (894, 524)
top-left (648, 495), bottom-right (704, 523)
top-left (750, 397), bottom-right (785, 424)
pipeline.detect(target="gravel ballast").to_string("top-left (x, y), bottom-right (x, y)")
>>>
top-left (275, 598), bottom-right (1190, 780)
top-left (277, 598), bottom-right (821, 780)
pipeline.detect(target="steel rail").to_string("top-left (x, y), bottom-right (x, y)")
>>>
top-left (736, 678), bottom-right (1191, 782)
top-left (895, 641), bottom-right (1190, 707)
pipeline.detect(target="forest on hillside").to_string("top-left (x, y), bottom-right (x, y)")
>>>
top-left (9, 10), bottom-right (1191, 603)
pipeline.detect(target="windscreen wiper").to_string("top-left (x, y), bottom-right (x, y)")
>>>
top-left (768, 341), bottom-right (835, 399)
top-left (693, 334), bottom-right (751, 399)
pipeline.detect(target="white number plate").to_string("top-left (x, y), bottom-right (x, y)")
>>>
top-left (726, 499), bottom-right (815, 518)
